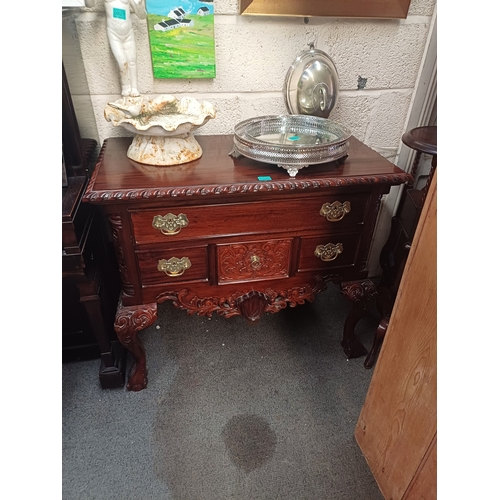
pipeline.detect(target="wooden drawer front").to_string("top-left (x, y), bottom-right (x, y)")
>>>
top-left (298, 233), bottom-right (362, 272)
top-left (217, 239), bottom-right (292, 284)
top-left (137, 246), bottom-right (208, 286)
top-left (130, 194), bottom-right (369, 244)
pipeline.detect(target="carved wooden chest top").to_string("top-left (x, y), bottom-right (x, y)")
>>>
top-left (84, 135), bottom-right (410, 391)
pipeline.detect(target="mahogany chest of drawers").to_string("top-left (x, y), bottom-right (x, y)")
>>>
top-left (83, 135), bottom-right (410, 391)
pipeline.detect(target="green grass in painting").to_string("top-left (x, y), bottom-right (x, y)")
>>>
top-left (147, 14), bottom-right (216, 79)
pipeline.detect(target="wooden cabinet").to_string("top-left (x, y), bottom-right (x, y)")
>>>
top-left (355, 175), bottom-right (437, 499)
top-left (83, 135), bottom-right (410, 391)
top-left (62, 63), bottom-right (125, 388)
top-left (62, 174), bottom-right (126, 389)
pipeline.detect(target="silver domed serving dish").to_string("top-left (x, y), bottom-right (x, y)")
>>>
top-left (283, 45), bottom-right (340, 118)
top-left (231, 44), bottom-right (349, 177)
top-left (233, 115), bottom-right (350, 177)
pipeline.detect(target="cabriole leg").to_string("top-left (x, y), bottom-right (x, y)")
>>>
top-left (340, 279), bottom-right (377, 359)
top-left (114, 299), bottom-right (157, 391)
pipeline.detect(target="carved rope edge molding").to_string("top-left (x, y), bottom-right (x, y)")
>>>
top-left (83, 174), bottom-right (412, 203)
top-left (82, 138), bottom-right (412, 203)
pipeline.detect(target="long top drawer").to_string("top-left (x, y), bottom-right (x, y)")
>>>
top-left (130, 193), bottom-right (370, 245)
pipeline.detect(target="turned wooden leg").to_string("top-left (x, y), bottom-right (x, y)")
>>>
top-left (364, 316), bottom-right (388, 369)
top-left (340, 279), bottom-right (377, 359)
top-left (379, 216), bottom-right (400, 281)
top-left (114, 298), bottom-right (157, 391)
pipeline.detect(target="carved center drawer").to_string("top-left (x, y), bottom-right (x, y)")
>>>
top-left (130, 193), bottom-right (370, 245)
top-left (217, 239), bottom-right (292, 284)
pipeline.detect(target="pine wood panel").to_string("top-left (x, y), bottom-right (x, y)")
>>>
top-left (403, 434), bottom-right (437, 500)
top-left (355, 174), bottom-right (437, 499)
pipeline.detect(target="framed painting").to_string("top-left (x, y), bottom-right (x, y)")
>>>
top-left (146, 0), bottom-right (216, 79)
top-left (239, 0), bottom-right (412, 19)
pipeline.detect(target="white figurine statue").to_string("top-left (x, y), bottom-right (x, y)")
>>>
top-left (84, 1), bottom-right (217, 166)
top-left (84, 0), bottom-right (146, 97)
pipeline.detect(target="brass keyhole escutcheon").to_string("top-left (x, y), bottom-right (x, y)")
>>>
top-left (152, 213), bottom-right (189, 235)
top-left (320, 201), bottom-right (351, 222)
top-left (157, 257), bottom-right (192, 277)
top-left (250, 255), bottom-right (261, 269)
top-left (314, 242), bottom-right (343, 262)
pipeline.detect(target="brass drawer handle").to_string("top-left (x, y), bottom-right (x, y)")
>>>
top-left (152, 213), bottom-right (189, 235)
top-left (320, 201), bottom-right (351, 222)
top-left (314, 243), bottom-right (343, 262)
top-left (157, 257), bottom-right (192, 277)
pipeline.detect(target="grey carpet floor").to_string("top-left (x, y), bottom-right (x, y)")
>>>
top-left (62, 282), bottom-right (384, 500)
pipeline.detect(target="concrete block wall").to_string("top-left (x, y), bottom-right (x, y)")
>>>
top-left (65, 0), bottom-right (435, 163)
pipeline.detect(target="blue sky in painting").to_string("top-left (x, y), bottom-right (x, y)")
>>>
top-left (146, 0), bottom-right (213, 17)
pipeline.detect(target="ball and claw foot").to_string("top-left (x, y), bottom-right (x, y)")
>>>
top-left (341, 334), bottom-right (369, 359)
top-left (127, 365), bottom-right (148, 392)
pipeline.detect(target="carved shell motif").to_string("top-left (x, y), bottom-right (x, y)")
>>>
top-left (104, 94), bottom-right (216, 137)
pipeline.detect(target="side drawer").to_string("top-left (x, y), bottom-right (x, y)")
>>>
top-left (136, 245), bottom-right (208, 286)
top-left (130, 193), bottom-right (370, 244)
top-left (217, 239), bottom-right (292, 284)
top-left (297, 233), bottom-right (362, 272)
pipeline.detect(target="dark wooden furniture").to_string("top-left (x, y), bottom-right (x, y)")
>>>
top-left (62, 63), bottom-right (126, 389)
top-left (364, 126), bottom-right (437, 368)
top-left (83, 135), bottom-right (411, 391)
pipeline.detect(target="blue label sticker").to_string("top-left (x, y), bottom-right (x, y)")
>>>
top-left (258, 176), bottom-right (272, 181)
top-left (113, 7), bottom-right (127, 20)
top-left (288, 135), bottom-right (300, 141)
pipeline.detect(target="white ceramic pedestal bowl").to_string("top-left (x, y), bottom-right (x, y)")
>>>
top-left (104, 95), bottom-right (216, 166)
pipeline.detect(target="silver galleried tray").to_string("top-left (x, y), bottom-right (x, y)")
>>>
top-left (231, 114), bottom-right (351, 177)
